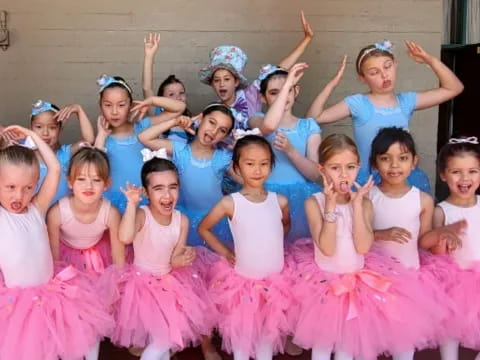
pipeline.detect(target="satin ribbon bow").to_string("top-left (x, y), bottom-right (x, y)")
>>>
top-left (83, 247), bottom-right (106, 273)
top-left (448, 136), bottom-right (479, 145)
top-left (18, 136), bottom-right (38, 150)
top-left (50, 265), bottom-right (79, 298)
top-left (233, 128), bottom-right (262, 140)
top-left (141, 148), bottom-right (168, 162)
top-left (329, 269), bottom-right (392, 320)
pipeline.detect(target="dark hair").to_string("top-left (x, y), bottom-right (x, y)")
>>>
top-left (141, 157), bottom-right (179, 188)
top-left (232, 135), bottom-right (275, 169)
top-left (202, 104), bottom-right (235, 134)
top-left (369, 127), bottom-right (417, 168)
top-left (100, 76), bottom-right (133, 102)
top-left (68, 147), bottom-right (110, 182)
top-left (259, 69), bottom-right (289, 96)
top-left (318, 134), bottom-right (360, 165)
top-left (437, 137), bottom-right (480, 174)
top-left (0, 144), bottom-right (39, 170)
top-left (356, 45), bottom-right (395, 75)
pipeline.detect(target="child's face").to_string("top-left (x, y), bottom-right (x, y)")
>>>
top-left (374, 142), bottom-right (417, 186)
top-left (440, 154), bottom-right (480, 200)
top-left (235, 144), bottom-right (272, 187)
top-left (100, 88), bottom-right (131, 128)
top-left (145, 170), bottom-right (179, 217)
top-left (197, 110), bottom-right (232, 146)
top-left (320, 150), bottom-right (360, 194)
top-left (163, 83), bottom-right (186, 103)
top-left (31, 111), bottom-right (61, 148)
top-left (68, 163), bottom-right (109, 204)
top-left (0, 162), bottom-right (38, 213)
top-left (261, 75), bottom-right (298, 111)
top-left (211, 69), bottom-right (239, 105)
top-left (359, 56), bottom-right (397, 94)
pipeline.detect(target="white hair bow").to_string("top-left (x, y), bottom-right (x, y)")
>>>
top-left (19, 136), bottom-right (38, 150)
top-left (141, 148), bottom-right (169, 162)
top-left (233, 128), bottom-right (262, 140)
top-left (448, 137), bottom-right (479, 145)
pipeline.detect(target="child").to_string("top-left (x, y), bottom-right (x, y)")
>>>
top-left (198, 135), bottom-right (293, 360)
top-left (93, 74), bottom-right (186, 214)
top-left (0, 125), bottom-right (112, 360)
top-left (249, 63), bottom-right (321, 241)
top-left (30, 99), bottom-right (95, 204)
top-left (307, 40), bottom-right (464, 193)
top-left (142, 33), bottom-right (193, 142)
top-left (420, 137), bottom-right (480, 360)
top-left (291, 134), bottom-right (444, 360)
top-left (47, 147), bottom-right (125, 274)
top-left (107, 155), bottom-right (215, 360)
top-left (138, 103), bottom-right (238, 247)
top-left (198, 11), bottom-right (315, 130)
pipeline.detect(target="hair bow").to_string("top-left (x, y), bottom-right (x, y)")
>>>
top-left (96, 74), bottom-right (132, 93)
top-left (258, 64), bottom-right (284, 82)
top-left (375, 40), bottom-right (393, 53)
top-left (448, 136), bottom-right (479, 145)
top-left (233, 128), bottom-right (262, 140)
top-left (141, 148), bottom-right (169, 162)
top-left (31, 100), bottom-right (58, 116)
top-left (18, 136), bottom-right (38, 150)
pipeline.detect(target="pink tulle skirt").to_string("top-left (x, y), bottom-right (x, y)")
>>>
top-left (208, 257), bottom-right (297, 358)
top-left (0, 265), bottom-right (113, 360)
top-left (421, 252), bottom-right (480, 349)
top-left (103, 261), bottom-right (216, 350)
top-left (290, 239), bottom-right (448, 359)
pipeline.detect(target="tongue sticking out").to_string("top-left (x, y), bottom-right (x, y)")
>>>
top-left (340, 182), bottom-right (349, 192)
top-left (11, 202), bottom-right (22, 211)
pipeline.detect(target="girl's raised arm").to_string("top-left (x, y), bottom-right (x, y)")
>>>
top-left (118, 183), bottom-right (145, 245)
top-left (142, 33), bottom-right (161, 100)
top-left (130, 96), bottom-right (186, 125)
top-left (55, 104), bottom-right (95, 153)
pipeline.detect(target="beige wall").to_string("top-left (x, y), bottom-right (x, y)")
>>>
top-left (0, 0), bottom-right (441, 183)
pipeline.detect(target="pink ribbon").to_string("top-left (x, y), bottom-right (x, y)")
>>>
top-left (83, 247), bottom-right (105, 273)
top-left (329, 269), bottom-right (392, 320)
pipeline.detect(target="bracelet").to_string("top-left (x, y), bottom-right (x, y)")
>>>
top-left (324, 210), bottom-right (338, 223)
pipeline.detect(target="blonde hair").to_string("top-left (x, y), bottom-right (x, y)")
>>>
top-left (318, 134), bottom-right (360, 165)
top-left (68, 147), bottom-right (110, 182)
top-left (0, 145), bottom-right (39, 171)
top-left (356, 45), bottom-right (394, 75)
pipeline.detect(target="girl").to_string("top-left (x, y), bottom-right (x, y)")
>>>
top-left (420, 137), bottom-right (480, 360)
top-left (93, 74), bottom-right (186, 214)
top-left (30, 99), bottom-right (95, 204)
top-left (307, 40), bottom-right (464, 193)
top-left (142, 33), bottom-right (193, 142)
top-left (291, 134), bottom-right (443, 360)
top-left (0, 125), bottom-right (112, 360)
top-left (47, 147), bottom-right (125, 274)
top-left (106, 156), bottom-right (215, 360)
top-left (249, 62), bottom-right (321, 242)
top-left (138, 103), bottom-right (238, 247)
top-left (198, 135), bottom-right (293, 360)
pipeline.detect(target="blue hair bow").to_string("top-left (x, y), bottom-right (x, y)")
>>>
top-left (31, 100), bottom-right (57, 116)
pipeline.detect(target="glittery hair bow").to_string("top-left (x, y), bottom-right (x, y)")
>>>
top-left (233, 128), bottom-right (262, 140)
top-left (31, 100), bottom-right (58, 116)
top-left (448, 136), bottom-right (479, 145)
top-left (258, 64), bottom-right (285, 82)
top-left (96, 74), bottom-right (132, 93)
top-left (357, 40), bottom-right (394, 71)
top-left (141, 148), bottom-right (169, 162)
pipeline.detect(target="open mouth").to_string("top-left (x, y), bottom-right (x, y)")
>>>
top-left (203, 133), bottom-right (214, 143)
top-left (218, 89), bottom-right (228, 98)
top-left (339, 181), bottom-right (350, 192)
top-left (10, 201), bottom-right (22, 211)
top-left (160, 201), bottom-right (174, 212)
top-left (457, 184), bottom-right (472, 194)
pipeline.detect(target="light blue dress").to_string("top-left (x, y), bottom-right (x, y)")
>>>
top-left (38, 144), bottom-right (71, 206)
top-left (171, 141), bottom-right (233, 247)
top-left (344, 93), bottom-right (431, 193)
top-left (103, 117), bottom-right (151, 214)
top-left (265, 117), bottom-right (322, 242)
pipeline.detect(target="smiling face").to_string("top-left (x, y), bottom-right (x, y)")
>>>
top-left (31, 111), bottom-right (61, 149)
top-left (235, 143), bottom-right (272, 187)
top-left (68, 162), bottom-right (109, 205)
top-left (211, 69), bottom-right (239, 105)
top-left (0, 162), bottom-right (39, 213)
top-left (162, 82), bottom-right (187, 103)
top-left (196, 110), bottom-right (233, 146)
top-left (145, 170), bottom-right (179, 217)
top-left (359, 55), bottom-right (397, 94)
top-left (440, 153), bottom-right (480, 201)
top-left (320, 149), bottom-right (360, 194)
top-left (100, 87), bottom-right (131, 128)
top-left (374, 142), bottom-right (417, 186)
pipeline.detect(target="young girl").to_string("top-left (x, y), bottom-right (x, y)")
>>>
top-left (142, 33), bottom-right (193, 142)
top-left (198, 135), bottom-right (293, 360)
top-left (420, 137), bottom-right (480, 360)
top-left (106, 156), bottom-right (215, 360)
top-left (291, 134), bottom-right (444, 360)
top-left (46, 147), bottom-right (125, 274)
top-left (30, 99), bottom-right (95, 204)
top-left (138, 103), bottom-right (238, 247)
top-left (249, 63), bottom-right (321, 242)
top-left (93, 74), bottom-right (186, 214)
top-left (0, 126), bottom-right (112, 360)
top-left (199, 11), bottom-right (315, 130)
top-left (308, 40), bottom-right (464, 193)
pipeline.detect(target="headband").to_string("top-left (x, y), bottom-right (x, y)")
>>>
top-left (97, 74), bottom-right (132, 94)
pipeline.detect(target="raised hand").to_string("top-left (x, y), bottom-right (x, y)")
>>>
top-left (286, 62), bottom-right (309, 87)
top-left (321, 173), bottom-right (338, 208)
top-left (97, 116), bottom-right (112, 137)
top-left (144, 33), bottom-right (161, 57)
top-left (327, 55), bottom-right (347, 89)
top-left (120, 182), bottom-right (143, 205)
top-left (2, 125), bottom-right (33, 139)
top-left (350, 175), bottom-right (374, 204)
top-left (177, 114), bottom-right (198, 135)
top-left (130, 99), bottom-right (152, 122)
top-left (405, 41), bottom-right (433, 65)
top-left (54, 104), bottom-right (81, 124)
top-left (301, 10), bottom-right (314, 39)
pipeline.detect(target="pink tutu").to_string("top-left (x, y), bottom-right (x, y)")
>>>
top-left (0, 265), bottom-right (113, 360)
top-left (208, 257), bottom-right (296, 357)
top-left (290, 239), bottom-right (447, 359)
top-left (103, 261), bottom-right (216, 350)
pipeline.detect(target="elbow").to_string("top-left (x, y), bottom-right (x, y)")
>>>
top-left (455, 81), bottom-right (464, 96)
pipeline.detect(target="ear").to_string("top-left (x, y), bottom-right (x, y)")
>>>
top-left (412, 155), bottom-right (419, 168)
top-left (234, 78), bottom-right (240, 89)
top-left (439, 171), bottom-right (447, 183)
top-left (104, 177), bottom-right (112, 190)
top-left (358, 74), bottom-right (367, 84)
top-left (317, 164), bottom-right (325, 175)
top-left (260, 94), bottom-right (268, 105)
